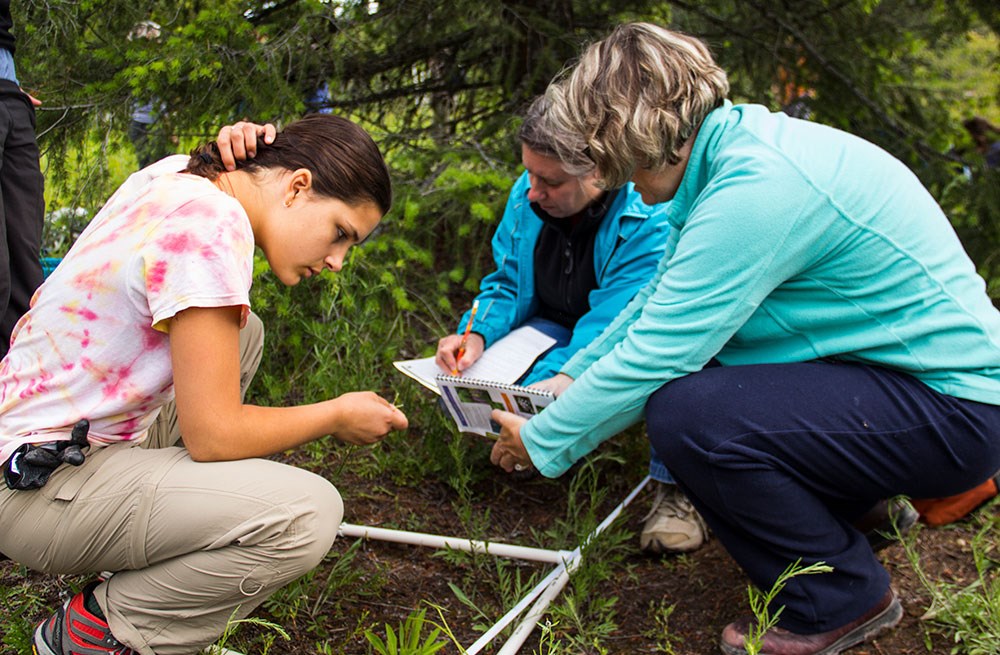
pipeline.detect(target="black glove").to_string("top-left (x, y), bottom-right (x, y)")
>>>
top-left (3, 419), bottom-right (90, 490)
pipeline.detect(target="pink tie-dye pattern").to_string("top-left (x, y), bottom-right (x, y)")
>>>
top-left (159, 232), bottom-right (197, 253)
top-left (142, 327), bottom-right (163, 352)
top-left (146, 260), bottom-right (168, 294)
top-left (59, 304), bottom-right (99, 321)
top-left (72, 262), bottom-right (116, 300)
top-left (0, 165), bottom-right (254, 461)
top-left (18, 368), bottom-right (53, 400)
top-left (101, 365), bottom-right (136, 401)
top-left (116, 417), bottom-right (143, 436)
top-left (199, 243), bottom-right (218, 261)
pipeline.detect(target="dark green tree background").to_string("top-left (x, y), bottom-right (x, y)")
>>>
top-left (3, 7), bottom-right (996, 652)
top-left (13, 0), bottom-right (1000, 292)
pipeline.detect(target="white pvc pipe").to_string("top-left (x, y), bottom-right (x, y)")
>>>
top-left (495, 475), bottom-right (651, 654)
top-left (340, 475), bottom-right (651, 655)
top-left (497, 562), bottom-right (575, 655)
top-left (338, 522), bottom-right (571, 564)
top-left (464, 559), bottom-right (570, 655)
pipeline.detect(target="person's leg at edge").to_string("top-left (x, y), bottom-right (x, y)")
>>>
top-left (0, 83), bottom-right (45, 358)
top-left (0, 443), bottom-right (342, 655)
top-left (644, 360), bottom-right (1000, 644)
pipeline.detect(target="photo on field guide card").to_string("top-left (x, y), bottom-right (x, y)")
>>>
top-left (435, 375), bottom-right (554, 438)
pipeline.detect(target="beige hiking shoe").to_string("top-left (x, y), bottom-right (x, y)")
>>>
top-left (640, 482), bottom-right (709, 554)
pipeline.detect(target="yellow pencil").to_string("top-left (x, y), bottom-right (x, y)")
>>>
top-left (453, 299), bottom-right (479, 375)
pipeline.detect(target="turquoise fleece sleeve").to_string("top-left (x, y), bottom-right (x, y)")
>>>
top-left (521, 158), bottom-right (823, 477)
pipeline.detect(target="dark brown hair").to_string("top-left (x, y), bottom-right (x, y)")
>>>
top-left (185, 114), bottom-right (392, 215)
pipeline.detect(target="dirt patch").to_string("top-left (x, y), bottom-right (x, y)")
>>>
top-left (2, 451), bottom-right (994, 655)
top-left (267, 455), bottom-right (994, 654)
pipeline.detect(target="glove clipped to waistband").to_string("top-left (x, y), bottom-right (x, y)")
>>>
top-left (3, 419), bottom-right (91, 490)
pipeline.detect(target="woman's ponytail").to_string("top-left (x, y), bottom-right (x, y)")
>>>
top-left (184, 143), bottom-right (227, 180)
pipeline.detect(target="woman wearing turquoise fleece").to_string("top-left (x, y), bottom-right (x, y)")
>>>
top-left (434, 97), bottom-right (704, 554)
top-left (490, 23), bottom-right (1000, 655)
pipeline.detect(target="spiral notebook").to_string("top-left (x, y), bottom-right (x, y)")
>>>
top-left (435, 374), bottom-right (554, 439)
top-left (393, 325), bottom-right (557, 395)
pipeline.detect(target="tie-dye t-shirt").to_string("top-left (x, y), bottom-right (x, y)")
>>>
top-left (0, 155), bottom-right (254, 462)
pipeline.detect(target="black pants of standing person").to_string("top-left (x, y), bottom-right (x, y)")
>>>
top-left (0, 79), bottom-right (43, 357)
top-left (644, 359), bottom-right (1000, 634)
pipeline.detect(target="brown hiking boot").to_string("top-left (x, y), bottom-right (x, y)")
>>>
top-left (719, 588), bottom-right (902, 655)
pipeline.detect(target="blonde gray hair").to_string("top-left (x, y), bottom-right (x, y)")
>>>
top-left (546, 23), bottom-right (729, 188)
top-left (518, 95), bottom-right (595, 176)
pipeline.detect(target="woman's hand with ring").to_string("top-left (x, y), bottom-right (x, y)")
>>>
top-left (490, 410), bottom-right (532, 473)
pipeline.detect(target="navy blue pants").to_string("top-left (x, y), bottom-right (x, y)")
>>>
top-left (645, 360), bottom-right (1000, 634)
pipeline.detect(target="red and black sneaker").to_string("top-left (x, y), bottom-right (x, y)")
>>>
top-left (33, 581), bottom-right (136, 655)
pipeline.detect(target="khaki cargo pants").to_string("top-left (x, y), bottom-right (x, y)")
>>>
top-left (0, 314), bottom-right (344, 655)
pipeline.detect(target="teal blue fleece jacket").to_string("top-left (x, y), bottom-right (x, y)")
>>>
top-left (458, 171), bottom-right (675, 383)
top-left (522, 101), bottom-right (1000, 478)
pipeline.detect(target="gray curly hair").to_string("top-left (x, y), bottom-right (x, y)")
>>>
top-left (545, 23), bottom-right (729, 189)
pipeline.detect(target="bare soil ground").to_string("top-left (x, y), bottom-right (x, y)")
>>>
top-left (3, 448), bottom-right (993, 655)
top-left (270, 453), bottom-right (995, 654)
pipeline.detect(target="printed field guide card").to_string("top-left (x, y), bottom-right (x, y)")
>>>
top-left (435, 375), bottom-right (554, 438)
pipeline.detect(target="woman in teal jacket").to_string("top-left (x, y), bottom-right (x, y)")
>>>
top-left (435, 96), bottom-right (675, 386)
top-left (435, 97), bottom-right (704, 555)
top-left (490, 23), bottom-right (1000, 655)
top-left (444, 169), bottom-right (673, 384)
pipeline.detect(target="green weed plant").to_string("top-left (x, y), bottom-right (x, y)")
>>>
top-left (643, 599), bottom-right (684, 655)
top-left (0, 570), bottom-right (52, 653)
top-left (741, 559), bottom-right (834, 655)
top-left (905, 499), bottom-right (1000, 655)
top-left (446, 557), bottom-right (543, 637)
top-left (262, 540), bottom-right (377, 636)
top-left (538, 455), bottom-right (637, 653)
top-left (209, 610), bottom-right (290, 655)
top-left (364, 607), bottom-right (448, 655)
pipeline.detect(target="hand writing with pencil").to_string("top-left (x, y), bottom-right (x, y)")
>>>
top-left (436, 301), bottom-right (484, 376)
